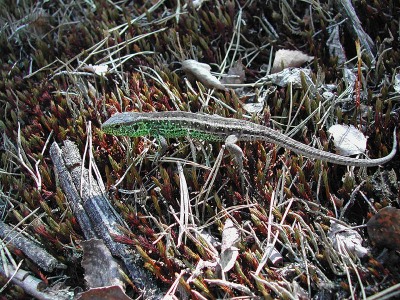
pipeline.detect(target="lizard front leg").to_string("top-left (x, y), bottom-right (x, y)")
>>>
top-left (153, 135), bottom-right (168, 163)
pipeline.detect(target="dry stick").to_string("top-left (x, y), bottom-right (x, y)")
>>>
top-left (335, 0), bottom-right (375, 62)
top-left (49, 143), bottom-right (96, 240)
top-left (0, 207), bottom-right (40, 247)
top-left (0, 258), bottom-right (23, 293)
top-left (0, 235), bottom-right (66, 299)
top-left (0, 221), bottom-right (66, 272)
top-left (0, 262), bottom-right (68, 300)
top-left (49, 141), bottom-right (163, 299)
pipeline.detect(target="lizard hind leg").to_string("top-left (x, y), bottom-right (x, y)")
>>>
top-left (225, 135), bottom-right (250, 193)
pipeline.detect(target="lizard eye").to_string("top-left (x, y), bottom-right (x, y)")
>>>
top-left (132, 124), bottom-right (139, 131)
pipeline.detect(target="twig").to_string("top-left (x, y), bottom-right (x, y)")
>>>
top-left (0, 221), bottom-right (66, 272)
top-left (334, 0), bottom-right (375, 62)
top-left (49, 141), bottom-right (163, 299)
top-left (0, 261), bottom-right (68, 300)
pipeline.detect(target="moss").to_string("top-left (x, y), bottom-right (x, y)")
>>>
top-left (0, 0), bottom-right (399, 298)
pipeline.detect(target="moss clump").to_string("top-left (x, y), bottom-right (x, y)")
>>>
top-left (0, 0), bottom-right (399, 298)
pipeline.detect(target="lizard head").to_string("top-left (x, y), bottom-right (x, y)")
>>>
top-left (102, 112), bottom-right (150, 137)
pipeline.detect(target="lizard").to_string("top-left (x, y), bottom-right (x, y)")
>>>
top-left (101, 111), bottom-right (397, 167)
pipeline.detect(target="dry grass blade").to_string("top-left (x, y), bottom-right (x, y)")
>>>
top-left (176, 162), bottom-right (193, 247)
top-left (366, 283), bottom-right (400, 300)
top-left (251, 273), bottom-right (297, 300)
top-left (1, 0), bottom-right (399, 298)
top-left (255, 197), bottom-right (294, 274)
top-left (195, 145), bottom-right (225, 220)
top-left (204, 278), bottom-right (255, 296)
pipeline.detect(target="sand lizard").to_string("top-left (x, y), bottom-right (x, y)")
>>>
top-left (102, 111), bottom-right (397, 167)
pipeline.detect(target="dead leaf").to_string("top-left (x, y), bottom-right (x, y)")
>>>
top-left (328, 124), bottom-right (367, 156)
top-left (221, 59), bottom-right (245, 85)
top-left (81, 239), bottom-right (124, 289)
top-left (220, 218), bottom-right (240, 272)
top-left (271, 49), bottom-right (314, 73)
top-left (269, 68), bottom-right (313, 88)
top-left (367, 207), bottom-right (400, 250)
top-left (191, 0), bottom-right (207, 9)
top-left (197, 229), bottom-right (220, 248)
top-left (181, 59), bottom-right (226, 90)
top-left (243, 102), bottom-right (264, 114)
top-left (82, 64), bottom-right (109, 76)
top-left (328, 221), bottom-right (368, 258)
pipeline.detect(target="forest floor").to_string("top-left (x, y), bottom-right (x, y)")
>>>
top-left (0, 1), bottom-right (399, 299)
